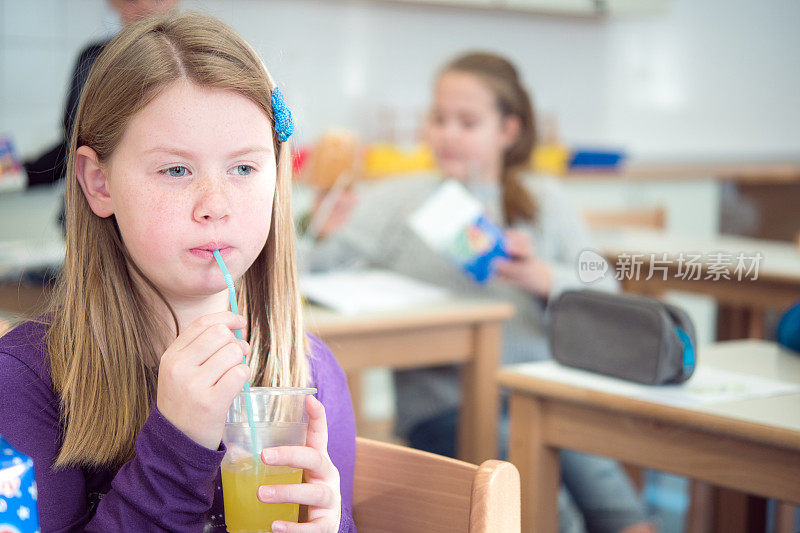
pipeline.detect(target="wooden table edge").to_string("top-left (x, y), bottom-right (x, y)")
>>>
top-left (306, 301), bottom-right (515, 336)
top-left (497, 369), bottom-right (800, 451)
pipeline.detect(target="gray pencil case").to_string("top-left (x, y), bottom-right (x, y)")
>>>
top-left (548, 290), bottom-right (697, 385)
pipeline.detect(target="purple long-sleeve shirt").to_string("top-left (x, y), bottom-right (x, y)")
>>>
top-left (0, 320), bottom-right (356, 532)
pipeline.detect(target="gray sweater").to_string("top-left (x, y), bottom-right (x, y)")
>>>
top-left (298, 173), bottom-right (617, 436)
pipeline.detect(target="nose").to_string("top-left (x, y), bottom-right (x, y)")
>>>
top-left (440, 120), bottom-right (460, 143)
top-left (192, 175), bottom-right (230, 223)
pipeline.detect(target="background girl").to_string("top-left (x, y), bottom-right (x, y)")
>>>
top-left (303, 52), bottom-right (654, 533)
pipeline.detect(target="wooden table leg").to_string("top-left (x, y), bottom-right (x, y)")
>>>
top-left (458, 321), bottom-right (501, 464)
top-left (345, 371), bottom-right (363, 433)
top-left (508, 394), bottom-right (559, 533)
top-left (717, 304), bottom-right (749, 341)
top-left (745, 308), bottom-right (765, 339)
top-left (713, 490), bottom-right (766, 533)
top-left (775, 502), bottom-right (797, 533)
top-left (686, 480), bottom-right (714, 533)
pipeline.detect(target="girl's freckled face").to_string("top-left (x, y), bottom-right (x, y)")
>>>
top-left (103, 81), bottom-right (277, 300)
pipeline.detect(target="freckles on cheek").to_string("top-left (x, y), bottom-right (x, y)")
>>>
top-left (130, 194), bottom-right (180, 252)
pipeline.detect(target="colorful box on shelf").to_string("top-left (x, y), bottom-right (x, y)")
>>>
top-left (364, 143), bottom-right (435, 179)
top-left (568, 148), bottom-right (626, 170)
top-left (532, 143), bottom-right (571, 175)
top-left (0, 136), bottom-right (26, 192)
top-left (532, 145), bottom-right (626, 174)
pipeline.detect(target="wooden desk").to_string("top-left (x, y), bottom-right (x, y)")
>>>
top-left (561, 160), bottom-right (800, 184)
top-left (498, 340), bottom-right (800, 533)
top-left (305, 300), bottom-right (514, 465)
top-left (595, 230), bottom-right (800, 339)
top-left (0, 279), bottom-right (53, 318)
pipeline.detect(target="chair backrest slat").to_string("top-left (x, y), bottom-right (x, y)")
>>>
top-left (353, 437), bottom-right (520, 533)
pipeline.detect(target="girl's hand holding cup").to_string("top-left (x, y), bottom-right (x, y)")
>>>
top-left (156, 311), bottom-right (251, 450)
top-left (257, 395), bottom-right (342, 533)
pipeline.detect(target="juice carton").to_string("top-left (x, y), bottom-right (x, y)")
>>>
top-left (408, 180), bottom-right (508, 283)
top-left (0, 436), bottom-right (40, 533)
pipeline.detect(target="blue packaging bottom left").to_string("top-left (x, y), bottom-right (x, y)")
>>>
top-left (1, 435), bottom-right (40, 533)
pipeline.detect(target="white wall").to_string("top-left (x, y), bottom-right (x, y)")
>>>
top-left (603, 0), bottom-right (800, 158)
top-left (1, 0), bottom-right (798, 160)
top-left (0, 0), bottom-right (609, 157)
top-left (0, 1), bottom-right (118, 157)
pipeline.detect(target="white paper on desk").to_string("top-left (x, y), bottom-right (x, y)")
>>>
top-left (512, 361), bottom-right (800, 408)
top-left (300, 269), bottom-right (450, 315)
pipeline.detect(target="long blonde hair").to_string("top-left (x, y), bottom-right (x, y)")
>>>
top-left (46, 12), bottom-right (309, 469)
top-left (441, 52), bottom-right (538, 225)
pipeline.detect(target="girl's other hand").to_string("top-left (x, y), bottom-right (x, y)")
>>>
top-left (257, 395), bottom-right (342, 532)
top-left (494, 229), bottom-right (554, 298)
top-left (156, 311), bottom-right (251, 449)
top-left (313, 189), bottom-right (357, 241)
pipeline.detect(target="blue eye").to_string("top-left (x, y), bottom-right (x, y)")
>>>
top-left (161, 166), bottom-right (188, 178)
top-left (230, 164), bottom-right (254, 176)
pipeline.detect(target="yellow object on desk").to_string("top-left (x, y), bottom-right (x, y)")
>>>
top-left (531, 143), bottom-right (570, 175)
top-left (363, 143), bottom-right (435, 179)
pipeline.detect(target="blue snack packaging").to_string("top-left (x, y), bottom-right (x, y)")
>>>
top-left (408, 180), bottom-right (508, 284)
top-left (0, 436), bottom-right (39, 533)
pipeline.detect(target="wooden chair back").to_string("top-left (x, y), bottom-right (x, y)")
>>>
top-left (582, 206), bottom-right (667, 230)
top-left (353, 437), bottom-right (520, 532)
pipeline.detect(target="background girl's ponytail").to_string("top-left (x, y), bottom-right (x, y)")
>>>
top-left (442, 52), bottom-right (538, 225)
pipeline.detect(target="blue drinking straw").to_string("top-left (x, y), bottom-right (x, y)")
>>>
top-left (212, 250), bottom-right (258, 462)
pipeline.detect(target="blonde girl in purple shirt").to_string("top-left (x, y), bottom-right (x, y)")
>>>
top-left (0, 12), bottom-right (355, 532)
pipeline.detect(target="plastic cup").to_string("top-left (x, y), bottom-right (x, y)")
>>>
top-left (221, 387), bottom-right (317, 533)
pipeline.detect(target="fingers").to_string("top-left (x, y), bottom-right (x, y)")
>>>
top-left (304, 396), bottom-right (329, 452)
top-left (183, 323), bottom-right (248, 366)
top-left (261, 446), bottom-right (330, 476)
top-left (493, 258), bottom-right (524, 280)
top-left (172, 312), bottom-right (246, 351)
top-left (317, 191), bottom-right (358, 239)
top-left (212, 363), bottom-right (251, 402)
top-left (257, 480), bottom-right (336, 508)
top-left (202, 339), bottom-right (250, 387)
top-left (269, 518), bottom-right (337, 533)
top-left (503, 230), bottom-right (533, 259)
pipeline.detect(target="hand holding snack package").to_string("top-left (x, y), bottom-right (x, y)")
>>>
top-left (0, 436), bottom-right (39, 533)
top-left (408, 180), bottom-right (508, 283)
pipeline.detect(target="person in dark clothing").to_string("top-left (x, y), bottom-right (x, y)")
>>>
top-left (23, 1), bottom-right (181, 187)
top-left (20, 41), bottom-right (109, 267)
top-left (23, 41), bottom-right (109, 187)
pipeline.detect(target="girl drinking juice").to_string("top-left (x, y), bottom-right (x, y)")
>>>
top-left (0, 12), bottom-right (355, 533)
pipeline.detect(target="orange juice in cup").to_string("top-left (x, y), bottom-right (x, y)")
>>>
top-left (222, 388), bottom-right (315, 533)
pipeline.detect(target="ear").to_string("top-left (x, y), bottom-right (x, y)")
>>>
top-left (501, 115), bottom-right (522, 150)
top-left (75, 145), bottom-right (114, 218)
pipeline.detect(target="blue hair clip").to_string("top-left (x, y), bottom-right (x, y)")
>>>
top-left (271, 88), bottom-right (294, 143)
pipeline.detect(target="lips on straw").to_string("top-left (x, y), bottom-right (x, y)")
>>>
top-left (212, 250), bottom-right (246, 349)
top-left (212, 250), bottom-right (258, 461)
